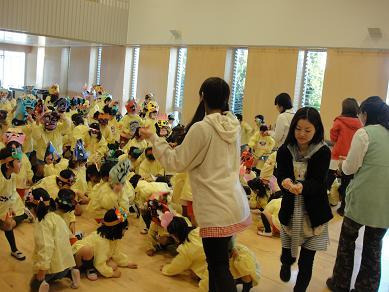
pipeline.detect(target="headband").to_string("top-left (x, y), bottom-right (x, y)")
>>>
top-left (102, 208), bottom-right (128, 226)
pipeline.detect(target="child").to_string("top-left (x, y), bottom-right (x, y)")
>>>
top-left (0, 147), bottom-right (26, 260)
top-left (248, 125), bottom-right (275, 170)
top-left (85, 164), bottom-right (101, 200)
top-left (247, 178), bottom-right (271, 211)
top-left (33, 169), bottom-right (76, 200)
top-left (145, 193), bottom-right (176, 256)
top-left (26, 188), bottom-right (80, 291)
top-left (122, 127), bottom-right (148, 154)
top-left (43, 142), bottom-right (68, 178)
top-left (235, 114), bottom-right (253, 147)
top-left (239, 151), bottom-right (257, 187)
top-left (276, 107), bottom-right (332, 291)
top-left (328, 98), bottom-right (362, 215)
top-left (143, 101), bottom-right (159, 134)
top-left (155, 115), bottom-right (172, 139)
top-left (72, 208), bottom-right (137, 280)
top-left (55, 189), bottom-right (77, 234)
top-left (119, 99), bottom-right (143, 135)
top-left (258, 197), bottom-right (282, 237)
top-left (83, 123), bottom-right (108, 167)
top-left (126, 146), bottom-right (144, 174)
top-left (139, 147), bottom-right (164, 181)
top-left (161, 216), bottom-right (208, 291)
top-left (86, 159), bottom-right (131, 222)
top-left (229, 242), bottom-right (260, 292)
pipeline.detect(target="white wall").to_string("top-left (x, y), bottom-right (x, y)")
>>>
top-left (42, 48), bottom-right (62, 88)
top-left (127, 0), bottom-right (389, 49)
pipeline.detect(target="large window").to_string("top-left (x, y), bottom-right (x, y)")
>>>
top-left (230, 48), bottom-right (248, 114)
top-left (0, 50), bottom-right (26, 88)
top-left (173, 47), bottom-right (187, 122)
top-left (129, 47), bottom-right (140, 100)
top-left (96, 46), bottom-right (102, 85)
top-left (299, 50), bottom-right (327, 110)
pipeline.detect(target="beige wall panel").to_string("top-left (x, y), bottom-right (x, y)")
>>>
top-left (42, 47), bottom-right (62, 88)
top-left (136, 47), bottom-right (170, 112)
top-left (182, 47), bottom-right (227, 124)
top-left (243, 48), bottom-right (298, 128)
top-left (320, 49), bottom-right (389, 134)
top-left (68, 47), bottom-right (91, 97)
top-left (100, 46), bottom-right (126, 108)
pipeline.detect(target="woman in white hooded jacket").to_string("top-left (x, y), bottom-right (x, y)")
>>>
top-left (141, 77), bottom-right (251, 292)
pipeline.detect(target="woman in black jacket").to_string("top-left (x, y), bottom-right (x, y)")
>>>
top-left (276, 107), bottom-right (333, 292)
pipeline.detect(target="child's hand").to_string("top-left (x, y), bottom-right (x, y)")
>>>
top-left (36, 270), bottom-right (47, 281)
top-left (112, 269), bottom-right (121, 278)
top-left (128, 262), bottom-right (138, 269)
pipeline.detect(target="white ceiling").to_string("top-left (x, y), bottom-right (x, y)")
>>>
top-left (0, 30), bottom-right (102, 48)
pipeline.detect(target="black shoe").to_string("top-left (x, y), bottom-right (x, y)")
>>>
top-left (326, 278), bottom-right (336, 291)
top-left (280, 264), bottom-right (291, 282)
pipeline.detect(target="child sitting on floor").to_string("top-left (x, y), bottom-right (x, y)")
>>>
top-left (72, 208), bottom-right (137, 280)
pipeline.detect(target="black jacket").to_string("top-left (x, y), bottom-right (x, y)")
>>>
top-left (276, 144), bottom-right (333, 228)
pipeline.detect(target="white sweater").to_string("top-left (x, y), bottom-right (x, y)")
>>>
top-left (272, 109), bottom-right (295, 147)
top-left (149, 112), bottom-right (250, 229)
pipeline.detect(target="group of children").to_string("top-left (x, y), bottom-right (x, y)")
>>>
top-left (0, 85), bottom-right (260, 292)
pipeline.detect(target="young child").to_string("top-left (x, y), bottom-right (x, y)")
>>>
top-left (55, 189), bottom-right (77, 235)
top-left (229, 242), bottom-right (260, 292)
top-left (239, 151), bottom-right (257, 187)
top-left (258, 197), bottom-right (282, 237)
top-left (161, 216), bottom-right (208, 291)
top-left (119, 99), bottom-right (143, 135)
top-left (72, 208), bottom-right (137, 280)
top-left (122, 127), bottom-right (148, 155)
top-left (86, 159), bottom-right (131, 222)
top-left (155, 115), bottom-right (172, 139)
top-left (43, 142), bottom-right (69, 178)
top-left (33, 169), bottom-right (76, 200)
top-left (0, 146), bottom-right (26, 260)
top-left (125, 146), bottom-right (144, 174)
top-left (247, 178), bottom-right (271, 211)
top-left (26, 188), bottom-right (80, 291)
top-left (144, 101), bottom-right (159, 134)
top-left (85, 164), bottom-right (101, 200)
top-left (83, 123), bottom-right (108, 167)
top-left (248, 124), bottom-right (275, 170)
top-left (235, 114), bottom-right (253, 147)
top-left (139, 147), bottom-right (164, 181)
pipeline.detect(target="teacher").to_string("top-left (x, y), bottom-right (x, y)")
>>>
top-left (140, 77), bottom-right (251, 292)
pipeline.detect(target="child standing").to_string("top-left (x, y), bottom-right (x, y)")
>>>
top-left (248, 125), bottom-right (275, 170)
top-left (276, 107), bottom-right (333, 292)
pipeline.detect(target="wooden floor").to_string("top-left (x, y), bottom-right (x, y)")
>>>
top-left (1, 206), bottom-right (388, 292)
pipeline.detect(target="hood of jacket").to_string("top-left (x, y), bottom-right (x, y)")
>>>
top-left (203, 112), bottom-right (240, 144)
top-left (335, 116), bottom-right (363, 131)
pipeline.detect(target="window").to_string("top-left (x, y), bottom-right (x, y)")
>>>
top-left (0, 50), bottom-right (26, 89)
top-left (386, 80), bottom-right (389, 105)
top-left (96, 46), bottom-right (102, 84)
top-left (129, 47), bottom-right (140, 100)
top-left (173, 47), bottom-right (187, 122)
top-left (299, 50), bottom-right (327, 110)
top-left (230, 48), bottom-right (248, 114)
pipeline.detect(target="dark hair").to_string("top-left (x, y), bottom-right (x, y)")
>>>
top-left (274, 93), bottom-right (293, 112)
top-left (155, 175), bottom-right (171, 187)
top-left (185, 100), bottom-right (205, 133)
top-left (89, 122), bottom-right (102, 140)
top-left (93, 111), bottom-right (100, 120)
top-left (167, 124), bottom-right (186, 145)
top-left (86, 164), bottom-right (100, 182)
top-left (97, 209), bottom-right (128, 240)
top-left (0, 147), bottom-right (18, 171)
top-left (129, 174), bottom-right (141, 189)
top-left (12, 118), bottom-right (27, 126)
top-left (247, 178), bottom-right (268, 199)
top-left (56, 189), bottom-right (76, 213)
top-left (56, 169), bottom-right (75, 187)
top-left (100, 161), bottom-right (117, 179)
top-left (255, 114), bottom-right (265, 123)
top-left (29, 188), bottom-right (56, 221)
top-left (128, 146), bottom-right (143, 159)
top-left (341, 98), bottom-right (360, 118)
top-left (167, 216), bottom-right (195, 244)
top-left (259, 125), bottom-right (268, 132)
top-left (71, 113), bottom-right (84, 126)
top-left (360, 96), bottom-right (389, 129)
top-left (284, 107), bottom-right (324, 146)
top-left (243, 185), bottom-right (251, 196)
top-left (199, 77), bottom-right (230, 111)
top-left (235, 114), bottom-right (243, 122)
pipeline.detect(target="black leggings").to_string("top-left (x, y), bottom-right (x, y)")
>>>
top-left (202, 237), bottom-right (237, 292)
top-left (281, 247), bottom-right (316, 292)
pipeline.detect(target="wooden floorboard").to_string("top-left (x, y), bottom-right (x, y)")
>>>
top-left (1, 206), bottom-right (388, 292)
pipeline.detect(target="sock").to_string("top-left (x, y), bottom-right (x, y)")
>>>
top-left (14, 213), bottom-right (28, 226)
top-left (82, 258), bottom-right (95, 271)
top-left (4, 230), bottom-right (17, 252)
top-left (242, 281), bottom-right (253, 292)
top-left (260, 213), bottom-right (271, 232)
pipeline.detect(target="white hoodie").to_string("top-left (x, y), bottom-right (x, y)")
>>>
top-left (149, 112), bottom-right (251, 234)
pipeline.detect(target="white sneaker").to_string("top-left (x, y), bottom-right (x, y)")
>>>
top-left (70, 269), bottom-right (80, 289)
top-left (257, 230), bottom-right (272, 237)
top-left (38, 281), bottom-right (49, 292)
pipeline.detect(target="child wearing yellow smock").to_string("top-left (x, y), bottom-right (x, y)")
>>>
top-left (86, 159), bottom-right (131, 221)
top-left (139, 147), bottom-right (164, 181)
top-left (229, 243), bottom-right (260, 292)
top-left (83, 123), bottom-right (108, 166)
top-left (27, 188), bottom-right (80, 291)
top-left (162, 217), bottom-right (208, 291)
top-left (55, 189), bottom-right (77, 234)
top-left (33, 169), bottom-right (76, 200)
top-left (258, 197), bottom-right (282, 237)
top-left (248, 125), bottom-right (275, 170)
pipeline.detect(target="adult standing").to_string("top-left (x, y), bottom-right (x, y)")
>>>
top-left (140, 77), bottom-right (251, 292)
top-left (327, 96), bottom-right (389, 292)
top-left (276, 107), bottom-right (333, 292)
top-left (273, 93), bottom-right (295, 148)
